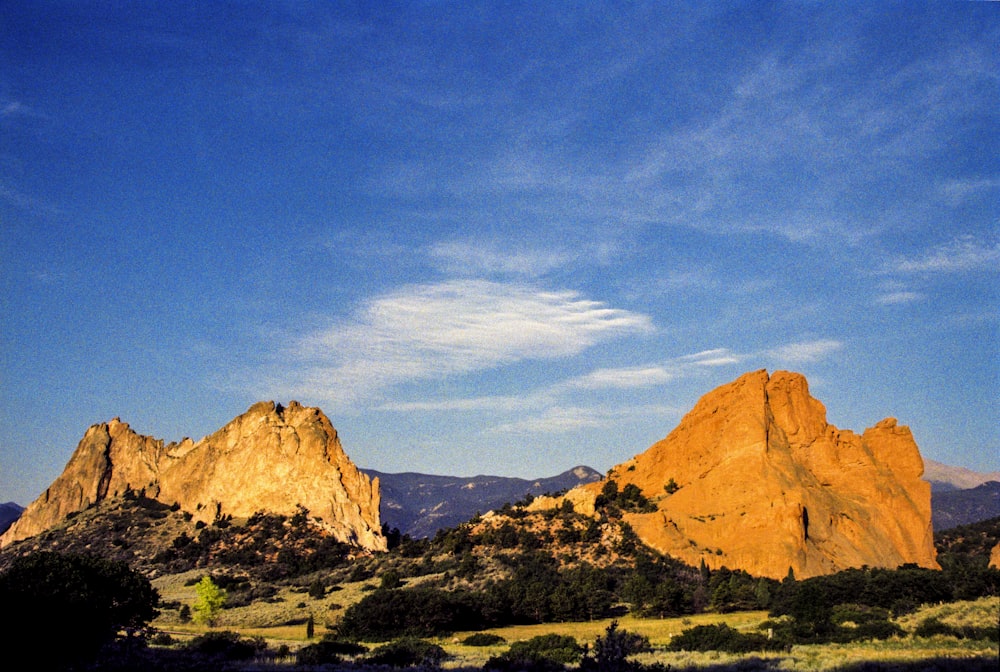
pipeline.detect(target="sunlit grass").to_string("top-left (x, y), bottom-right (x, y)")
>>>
top-left (896, 596), bottom-right (999, 632)
top-left (148, 577), bottom-right (998, 670)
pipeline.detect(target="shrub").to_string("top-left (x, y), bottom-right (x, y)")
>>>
top-left (186, 630), bottom-right (266, 660)
top-left (296, 637), bottom-right (368, 666)
top-left (486, 634), bottom-right (584, 672)
top-left (914, 617), bottom-right (999, 641)
top-left (337, 586), bottom-right (483, 640)
top-left (366, 637), bottom-right (447, 668)
top-left (463, 632), bottom-right (506, 646)
top-left (581, 620), bottom-right (651, 672)
top-left (308, 579), bottom-right (326, 599)
top-left (668, 623), bottom-right (782, 653)
top-left (380, 569), bottom-right (403, 589)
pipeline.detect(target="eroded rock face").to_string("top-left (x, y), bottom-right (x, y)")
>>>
top-left (990, 543), bottom-right (1000, 570)
top-left (534, 370), bottom-right (938, 579)
top-left (1, 402), bottom-right (385, 551)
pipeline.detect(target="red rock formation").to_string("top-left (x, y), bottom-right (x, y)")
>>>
top-left (1, 402), bottom-right (385, 551)
top-left (534, 370), bottom-right (938, 578)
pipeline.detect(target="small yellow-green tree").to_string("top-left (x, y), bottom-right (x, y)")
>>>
top-left (192, 575), bottom-right (226, 627)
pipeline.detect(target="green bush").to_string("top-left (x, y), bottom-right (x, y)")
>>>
top-left (581, 620), bottom-right (651, 672)
top-left (308, 579), bottom-right (326, 599)
top-left (296, 637), bottom-right (368, 666)
top-left (337, 586), bottom-right (483, 640)
top-left (914, 617), bottom-right (999, 642)
top-left (186, 630), bottom-right (266, 660)
top-left (668, 623), bottom-right (782, 653)
top-left (485, 634), bottom-right (584, 672)
top-left (462, 632), bottom-right (506, 646)
top-left (365, 637), bottom-right (447, 667)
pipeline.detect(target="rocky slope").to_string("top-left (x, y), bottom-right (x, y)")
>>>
top-left (531, 370), bottom-right (938, 579)
top-left (0, 402), bottom-right (385, 551)
top-left (365, 466), bottom-right (601, 538)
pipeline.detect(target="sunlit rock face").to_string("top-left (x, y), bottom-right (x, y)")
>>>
top-left (990, 543), bottom-right (1000, 570)
top-left (1, 401), bottom-right (385, 551)
top-left (534, 370), bottom-right (938, 579)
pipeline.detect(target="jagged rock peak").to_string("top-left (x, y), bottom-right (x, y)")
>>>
top-left (1, 402), bottom-right (385, 551)
top-left (532, 369), bottom-right (938, 579)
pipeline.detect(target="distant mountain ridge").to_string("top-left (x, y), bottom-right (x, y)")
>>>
top-left (932, 481), bottom-right (1000, 531)
top-left (924, 459), bottom-right (1000, 492)
top-left (363, 466), bottom-right (601, 538)
top-left (0, 503), bottom-right (23, 536)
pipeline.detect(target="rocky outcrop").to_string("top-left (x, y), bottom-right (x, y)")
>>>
top-left (1, 402), bottom-right (385, 551)
top-left (990, 543), bottom-right (1000, 570)
top-left (532, 370), bottom-right (938, 579)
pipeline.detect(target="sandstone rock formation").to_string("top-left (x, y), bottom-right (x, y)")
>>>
top-left (1, 402), bottom-right (385, 551)
top-left (531, 370), bottom-right (938, 579)
top-left (990, 542), bottom-right (1000, 570)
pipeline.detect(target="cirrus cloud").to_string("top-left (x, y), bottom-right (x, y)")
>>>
top-left (266, 279), bottom-right (653, 407)
top-left (890, 235), bottom-right (999, 274)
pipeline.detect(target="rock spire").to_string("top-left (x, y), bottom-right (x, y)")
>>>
top-left (1, 401), bottom-right (385, 551)
top-left (533, 370), bottom-right (938, 578)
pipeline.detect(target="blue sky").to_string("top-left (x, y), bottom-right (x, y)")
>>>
top-left (1, 2), bottom-right (997, 506)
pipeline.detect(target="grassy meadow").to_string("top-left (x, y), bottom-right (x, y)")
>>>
top-left (151, 570), bottom-right (999, 672)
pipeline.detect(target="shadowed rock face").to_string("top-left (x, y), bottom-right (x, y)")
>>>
top-left (1, 402), bottom-right (385, 551)
top-left (535, 370), bottom-right (938, 579)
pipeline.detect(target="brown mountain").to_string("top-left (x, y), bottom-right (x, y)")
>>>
top-left (0, 401), bottom-right (385, 551)
top-left (531, 370), bottom-right (938, 579)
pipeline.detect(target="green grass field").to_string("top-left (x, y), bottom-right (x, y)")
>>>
top-left (151, 578), bottom-right (998, 671)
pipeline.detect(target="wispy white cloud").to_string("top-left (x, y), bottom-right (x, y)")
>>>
top-left (265, 279), bottom-right (653, 406)
top-left (428, 240), bottom-right (573, 278)
top-left (487, 403), bottom-right (683, 436)
top-left (939, 177), bottom-right (1000, 206)
top-left (380, 394), bottom-right (537, 413)
top-left (876, 290), bottom-right (925, 306)
top-left (0, 182), bottom-right (64, 218)
top-left (563, 366), bottom-right (674, 390)
top-left (765, 339), bottom-right (843, 364)
top-left (678, 348), bottom-right (742, 366)
top-left (489, 406), bottom-right (608, 435)
top-left (890, 235), bottom-right (1000, 274)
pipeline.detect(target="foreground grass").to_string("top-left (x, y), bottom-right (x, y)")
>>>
top-left (149, 582), bottom-right (998, 671)
top-left (896, 595), bottom-right (999, 632)
top-left (430, 601), bottom-right (998, 670)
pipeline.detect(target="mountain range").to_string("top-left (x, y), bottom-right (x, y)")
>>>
top-left (923, 459), bottom-right (1000, 492)
top-left (362, 465), bottom-right (601, 539)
